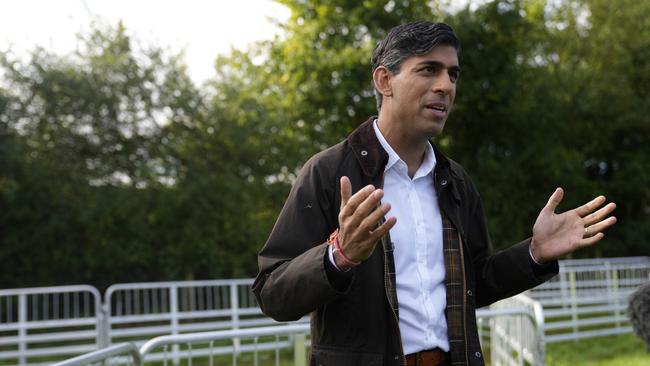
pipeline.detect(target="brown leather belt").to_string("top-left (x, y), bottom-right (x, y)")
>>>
top-left (405, 348), bottom-right (448, 366)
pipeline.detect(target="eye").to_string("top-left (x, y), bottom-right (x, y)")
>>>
top-left (422, 66), bottom-right (437, 74)
top-left (449, 70), bottom-right (460, 83)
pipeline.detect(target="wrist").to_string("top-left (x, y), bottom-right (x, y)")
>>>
top-left (529, 238), bottom-right (546, 265)
top-left (333, 250), bottom-right (356, 271)
top-left (328, 229), bottom-right (360, 268)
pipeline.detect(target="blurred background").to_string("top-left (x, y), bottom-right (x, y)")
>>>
top-left (0, 0), bottom-right (648, 291)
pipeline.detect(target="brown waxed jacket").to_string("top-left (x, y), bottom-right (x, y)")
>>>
top-left (253, 117), bottom-right (558, 366)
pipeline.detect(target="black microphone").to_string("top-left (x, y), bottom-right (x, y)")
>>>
top-left (628, 281), bottom-right (650, 351)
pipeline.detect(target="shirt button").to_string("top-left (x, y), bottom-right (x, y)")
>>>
top-left (440, 179), bottom-right (448, 186)
top-left (475, 351), bottom-right (482, 358)
top-left (467, 289), bottom-right (473, 296)
top-left (360, 150), bottom-right (368, 156)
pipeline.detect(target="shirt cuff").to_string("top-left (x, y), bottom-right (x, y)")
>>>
top-left (324, 245), bottom-right (354, 291)
top-left (528, 245), bottom-right (543, 266)
top-left (327, 245), bottom-right (351, 272)
top-left (528, 243), bottom-right (558, 277)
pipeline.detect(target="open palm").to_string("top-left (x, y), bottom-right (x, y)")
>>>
top-left (531, 188), bottom-right (617, 263)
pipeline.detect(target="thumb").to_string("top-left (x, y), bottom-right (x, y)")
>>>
top-left (544, 187), bottom-right (564, 214)
top-left (340, 176), bottom-right (351, 209)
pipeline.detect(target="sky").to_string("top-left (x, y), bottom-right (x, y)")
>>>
top-left (0, 0), bottom-right (291, 83)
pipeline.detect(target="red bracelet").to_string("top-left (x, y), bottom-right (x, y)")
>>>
top-left (328, 229), bottom-right (360, 267)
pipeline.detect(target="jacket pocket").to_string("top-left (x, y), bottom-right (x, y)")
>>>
top-left (310, 345), bottom-right (383, 366)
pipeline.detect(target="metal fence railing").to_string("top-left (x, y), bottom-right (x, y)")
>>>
top-left (528, 257), bottom-right (650, 343)
top-left (51, 324), bottom-right (311, 366)
top-left (138, 323), bottom-right (311, 366)
top-left (53, 308), bottom-right (543, 366)
top-left (51, 343), bottom-right (140, 366)
top-left (0, 285), bottom-right (102, 365)
top-left (2, 256), bottom-right (649, 365)
top-left (103, 279), bottom-right (287, 346)
top-left (488, 294), bottom-right (546, 366)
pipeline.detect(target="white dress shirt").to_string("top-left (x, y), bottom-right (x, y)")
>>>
top-left (328, 120), bottom-right (449, 354)
top-left (372, 120), bottom-right (449, 354)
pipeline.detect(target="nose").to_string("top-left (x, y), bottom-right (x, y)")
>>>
top-left (432, 72), bottom-right (454, 95)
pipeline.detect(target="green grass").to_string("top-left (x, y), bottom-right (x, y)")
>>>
top-left (545, 333), bottom-right (649, 366)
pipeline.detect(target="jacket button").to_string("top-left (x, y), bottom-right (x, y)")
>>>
top-left (475, 351), bottom-right (482, 358)
top-left (360, 150), bottom-right (368, 156)
top-left (440, 179), bottom-right (448, 186)
top-left (467, 289), bottom-right (473, 296)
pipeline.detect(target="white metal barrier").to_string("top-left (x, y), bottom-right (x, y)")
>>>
top-left (554, 256), bottom-right (650, 268)
top-left (50, 324), bottom-right (311, 366)
top-left (0, 285), bottom-right (102, 365)
top-left (104, 279), bottom-right (266, 345)
top-left (488, 294), bottom-right (545, 366)
top-left (51, 343), bottom-right (140, 366)
top-left (139, 323), bottom-right (311, 366)
top-left (528, 257), bottom-right (650, 343)
top-left (54, 310), bottom-right (542, 366)
top-left (2, 256), bottom-right (649, 365)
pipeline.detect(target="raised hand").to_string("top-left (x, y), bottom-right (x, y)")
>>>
top-left (530, 188), bottom-right (617, 264)
top-left (334, 176), bottom-right (397, 269)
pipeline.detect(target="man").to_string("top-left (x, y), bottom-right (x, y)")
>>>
top-left (253, 21), bottom-right (617, 366)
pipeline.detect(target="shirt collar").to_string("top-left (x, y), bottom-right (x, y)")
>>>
top-left (372, 119), bottom-right (437, 178)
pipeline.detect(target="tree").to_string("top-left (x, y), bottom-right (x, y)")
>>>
top-left (1, 0), bottom-right (647, 288)
top-left (0, 23), bottom-right (206, 288)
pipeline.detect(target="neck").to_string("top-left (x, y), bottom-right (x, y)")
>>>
top-left (377, 117), bottom-right (428, 178)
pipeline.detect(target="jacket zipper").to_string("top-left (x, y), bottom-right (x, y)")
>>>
top-left (458, 233), bottom-right (470, 365)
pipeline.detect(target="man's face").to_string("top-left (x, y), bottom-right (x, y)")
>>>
top-left (385, 45), bottom-right (460, 138)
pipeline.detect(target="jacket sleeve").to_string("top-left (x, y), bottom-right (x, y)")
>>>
top-left (252, 155), bottom-right (353, 321)
top-left (464, 178), bottom-right (559, 308)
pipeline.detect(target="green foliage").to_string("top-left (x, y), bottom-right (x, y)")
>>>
top-left (0, 23), bottom-right (235, 288)
top-left (1, 0), bottom-right (648, 288)
top-left (446, 0), bottom-right (650, 254)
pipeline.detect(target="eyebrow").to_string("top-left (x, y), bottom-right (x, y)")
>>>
top-left (414, 60), bottom-right (461, 74)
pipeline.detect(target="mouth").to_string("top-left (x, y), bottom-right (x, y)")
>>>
top-left (424, 102), bottom-right (449, 117)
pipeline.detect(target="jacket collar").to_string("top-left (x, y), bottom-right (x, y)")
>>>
top-left (348, 116), bottom-right (453, 178)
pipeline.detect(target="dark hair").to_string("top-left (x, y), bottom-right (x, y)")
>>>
top-left (628, 282), bottom-right (650, 351)
top-left (371, 21), bottom-right (460, 111)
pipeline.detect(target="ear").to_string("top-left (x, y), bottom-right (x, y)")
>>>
top-left (372, 66), bottom-right (393, 99)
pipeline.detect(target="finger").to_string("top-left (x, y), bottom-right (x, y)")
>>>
top-left (347, 189), bottom-right (385, 228)
top-left (339, 184), bottom-right (375, 220)
top-left (543, 187), bottom-right (564, 214)
top-left (575, 195), bottom-right (607, 218)
top-left (357, 201), bottom-right (391, 233)
top-left (585, 216), bottom-right (617, 235)
top-left (340, 176), bottom-right (352, 209)
top-left (368, 216), bottom-right (397, 241)
top-left (583, 202), bottom-right (617, 226)
top-left (580, 232), bottom-right (605, 247)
